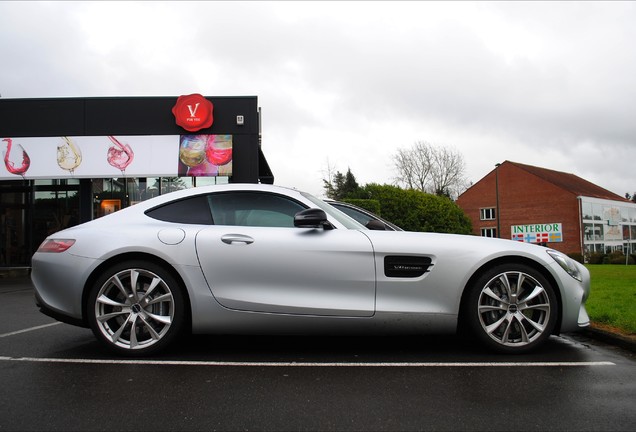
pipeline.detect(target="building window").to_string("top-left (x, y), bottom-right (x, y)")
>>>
top-left (480, 208), bottom-right (496, 220)
top-left (481, 228), bottom-right (497, 238)
top-left (581, 201), bottom-right (593, 220)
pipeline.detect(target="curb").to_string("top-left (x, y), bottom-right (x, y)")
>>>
top-left (0, 268), bottom-right (31, 278)
top-left (583, 325), bottom-right (636, 353)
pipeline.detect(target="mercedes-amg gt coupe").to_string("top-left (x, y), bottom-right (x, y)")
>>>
top-left (31, 183), bottom-right (590, 356)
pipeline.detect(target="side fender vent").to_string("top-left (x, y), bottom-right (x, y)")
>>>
top-left (384, 256), bottom-right (433, 278)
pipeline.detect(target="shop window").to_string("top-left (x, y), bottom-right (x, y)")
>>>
top-left (623, 225), bottom-right (631, 241)
top-left (194, 176), bottom-right (229, 187)
top-left (593, 224), bottom-right (603, 241)
top-left (584, 223), bottom-right (603, 242)
top-left (161, 177), bottom-right (193, 194)
top-left (33, 178), bottom-right (80, 235)
top-left (581, 201), bottom-right (593, 220)
top-left (94, 178), bottom-right (126, 218)
top-left (0, 188), bottom-right (30, 267)
top-left (604, 224), bottom-right (622, 241)
top-left (34, 179), bottom-right (80, 186)
top-left (100, 199), bottom-right (120, 215)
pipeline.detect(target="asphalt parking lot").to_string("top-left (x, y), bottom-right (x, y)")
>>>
top-left (1, 275), bottom-right (635, 431)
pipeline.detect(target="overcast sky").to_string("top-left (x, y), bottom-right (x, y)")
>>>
top-left (1, 1), bottom-right (635, 198)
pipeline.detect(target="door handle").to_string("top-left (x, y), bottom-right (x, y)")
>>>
top-left (221, 234), bottom-right (255, 245)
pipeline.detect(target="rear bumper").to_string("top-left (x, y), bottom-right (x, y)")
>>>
top-left (34, 289), bottom-right (87, 328)
top-left (31, 251), bottom-right (101, 325)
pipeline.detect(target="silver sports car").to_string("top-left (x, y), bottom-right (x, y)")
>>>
top-left (31, 183), bottom-right (590, 356)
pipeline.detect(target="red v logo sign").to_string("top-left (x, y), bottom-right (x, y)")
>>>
top-left (187, 102), bottom-right (200, 117)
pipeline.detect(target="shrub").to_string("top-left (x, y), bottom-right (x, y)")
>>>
top-left (342, 199), bottom-right (382, 216)
top-left (607, 251), bottom-right (635, 265)
top-left (359, 184), bottom-right (473, 234)
top-left (567, 253), bottom-right (584, 264)
top-left (587, 253), bottom-right (606, 264)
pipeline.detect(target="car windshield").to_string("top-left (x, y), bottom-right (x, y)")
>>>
top-left (300, 192), bottom-right (367, 230)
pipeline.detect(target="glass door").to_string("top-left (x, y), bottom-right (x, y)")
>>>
top-left (0, 182), bottom-right (31, 267)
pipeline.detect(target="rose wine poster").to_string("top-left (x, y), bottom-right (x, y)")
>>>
top-left (1, 135), bottom-right (232, 180)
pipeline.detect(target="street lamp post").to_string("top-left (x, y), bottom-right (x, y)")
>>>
top-left (495, 163), bottom-right (501, 238)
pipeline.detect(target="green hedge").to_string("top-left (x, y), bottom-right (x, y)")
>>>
top-left (585, 252), bottom-right (636, 265)
top-left (341, 199), bottom-right (382, 216)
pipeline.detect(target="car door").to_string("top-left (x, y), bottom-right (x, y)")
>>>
top-left (195, 191), bottom-right (376, 317)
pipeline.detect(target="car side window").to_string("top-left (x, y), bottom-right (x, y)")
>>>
top-left (331, 203), bottom-right (374, 226)
top-left (145, 195), bottom-right (214, 224)
top-left (208, 192), bottom-right (306, 228)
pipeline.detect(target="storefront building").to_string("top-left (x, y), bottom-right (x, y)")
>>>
top-left (1, 95), bottom-right (274, 268)
top-left (456, 161), bottom-right (636, 259)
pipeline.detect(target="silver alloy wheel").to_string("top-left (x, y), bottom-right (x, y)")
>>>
top-left (94, 268), bottom-right (174, 351)
top-left (477, 270), bottom-right (551, 347)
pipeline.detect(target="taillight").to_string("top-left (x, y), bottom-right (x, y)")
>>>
top-left (37, 239), bottom-right (76, 253)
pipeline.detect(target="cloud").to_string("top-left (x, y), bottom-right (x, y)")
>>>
top-left (1, 1), bottom-right (634, 197)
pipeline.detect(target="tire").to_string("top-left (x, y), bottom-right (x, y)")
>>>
top-left (464, 263), bottom-right (558, 354)
top-left (87, 261), bottom-right (185, 356)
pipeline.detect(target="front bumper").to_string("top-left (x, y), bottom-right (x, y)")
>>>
top-left (557, 260), bottom-right (591, 333)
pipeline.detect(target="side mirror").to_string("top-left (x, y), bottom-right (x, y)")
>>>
top-left (366, 219), bottom-right (387, 230)
top-left (294, 208), bottom-right (332, 229)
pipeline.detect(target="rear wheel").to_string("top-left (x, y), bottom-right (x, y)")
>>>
top-left (87, 261), bottom-right (185, 356)
top-left (465, 263), bottom-right (558, 353)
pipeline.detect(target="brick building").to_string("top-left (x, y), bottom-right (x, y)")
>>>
top-left (456, 161), bottom-right (636, 258)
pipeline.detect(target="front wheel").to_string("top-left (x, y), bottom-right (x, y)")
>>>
top-left (464, 263), bottom-right (558, 354)
top-left (87, 261), bottom-right (185, 356)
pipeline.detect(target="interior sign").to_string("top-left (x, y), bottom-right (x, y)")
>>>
top-left (172, 94), bottom-right (214, 132)
top-left (511, 223), bottom-right (563, 243)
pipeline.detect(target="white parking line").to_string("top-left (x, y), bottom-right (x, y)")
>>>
top-left (0, 357), bottom-right (616, 367)
top-left (0, 322), bottom-right (62, 338)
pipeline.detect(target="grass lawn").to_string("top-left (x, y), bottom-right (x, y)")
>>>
top-left (585, 265), bottom-right (636, 335)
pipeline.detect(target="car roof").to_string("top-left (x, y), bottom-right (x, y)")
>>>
top-left (133, 183), bottom-right (306, 210)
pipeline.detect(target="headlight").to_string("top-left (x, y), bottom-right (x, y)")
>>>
top-left (546, 250), bottom-right (582, 282)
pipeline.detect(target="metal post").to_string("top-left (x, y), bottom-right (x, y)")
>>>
top-left (495, 163), bottom-right (501, 238)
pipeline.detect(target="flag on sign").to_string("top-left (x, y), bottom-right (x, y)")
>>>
top-left (536, 232), bottom-right (549, 243)
top-left (550, 232), bottom-right (562, 242)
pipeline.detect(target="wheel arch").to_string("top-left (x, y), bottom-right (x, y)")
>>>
top-left (81, 252), bottom-right (192, 331)
top-left (458, 255), bottom-right (563, 335)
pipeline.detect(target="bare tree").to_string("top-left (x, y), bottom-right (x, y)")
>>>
top-left (430, 146), bottom-right (467, 197)
top-left (321, 159), bottom-right (339, 199)
top-left (393, 141), bottom-right (468, 199)
top-left (392, 142), bottom-right (433, 191)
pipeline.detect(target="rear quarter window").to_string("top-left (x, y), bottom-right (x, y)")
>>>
top-left (145, 195), bottom-right (213, 224)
